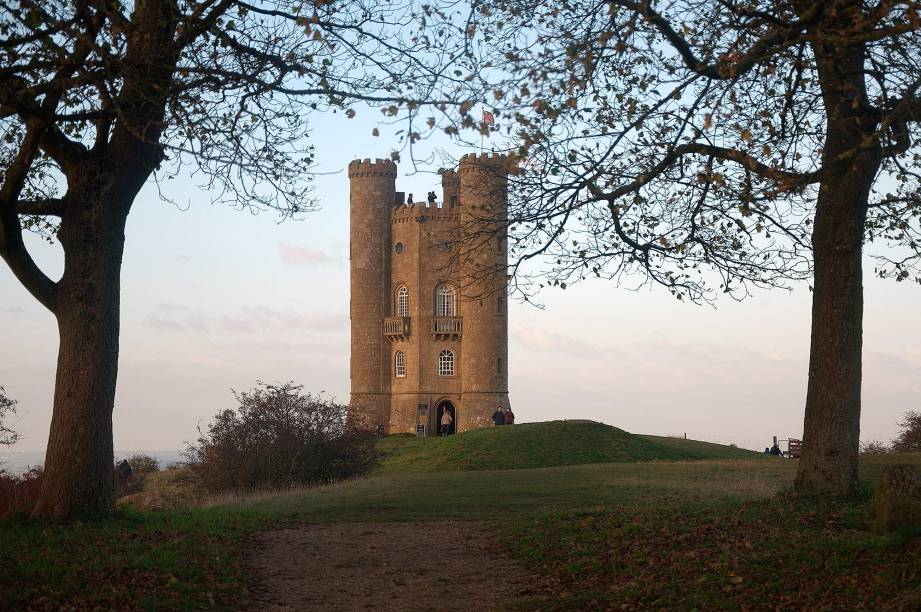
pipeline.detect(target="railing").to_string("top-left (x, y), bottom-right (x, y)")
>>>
top-left (383, 316), bottom-right (411, 338)
top-left (432, 317), bottom-right (462, 338)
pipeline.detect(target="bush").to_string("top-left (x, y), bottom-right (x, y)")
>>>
top-left (892, 411), bottom-right (921, 453)
top-left (860, 440), bottom-right (892, 455)
top-left (126, 453), bottom-right (160, 475)
top-left (184, 382), bottom-right (379, 492)
top-left (0, 385), bottom-right (19, 446)
top-left (0, 467), bottom-right (43, 520)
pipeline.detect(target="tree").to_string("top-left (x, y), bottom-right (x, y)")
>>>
top-left (184, 382), bottom-right (377, 491)
top-left (0, 385), bottom-right (19, 446)
top-left (892, 411), bottom-right (921, 453)
top-left (0, 0), bottom-right (465, 518)
top-left (462, 0), bottom-right (921, 496)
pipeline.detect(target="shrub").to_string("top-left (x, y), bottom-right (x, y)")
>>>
top-left (0, 467), bottom-right (43, 520)
top-left (892, 411), bottom-right (921, 453)
top-left (0, 385), bottom-right (19, 446)
top-left (126, 453), bottom-right (160, 475)
top-left (184, 382), bottom-right (379, 492)
top-left (860, 440), bottom-right (892, 455)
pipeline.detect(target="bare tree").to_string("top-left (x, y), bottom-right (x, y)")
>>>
top-left (892, 411), bottom-right (921, 453)
top-left (0, 385), bottom-right (19, 446)
top-left (0, 0), bottom-right (466, 518)
top-left (461, 0), bottom-right (921, 495)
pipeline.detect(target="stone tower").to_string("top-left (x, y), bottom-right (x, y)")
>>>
top-left (348, 154), bottom-right (511, 435)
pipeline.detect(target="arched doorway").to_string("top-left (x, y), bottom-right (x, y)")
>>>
top-left (436, 400), bottom-right (456, 436)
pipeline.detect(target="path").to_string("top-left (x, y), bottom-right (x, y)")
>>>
top-left (246, 521), bottom-right (546, 611)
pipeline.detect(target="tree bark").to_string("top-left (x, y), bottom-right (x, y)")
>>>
top-left (31, 179), bottom-right (129, 519)
top-left (795, 26), bottom-right (880, 496)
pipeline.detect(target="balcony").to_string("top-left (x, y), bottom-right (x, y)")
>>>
top-left (432, 317), bottom-right (462, 339)
top-left (384, 316), bottom-right (411, 338)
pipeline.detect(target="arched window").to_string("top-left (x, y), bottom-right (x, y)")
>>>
top-left (396, 286), bottom-right (409, 317)
top-left (394, 351), bottom-right (406, 377)
top-left (435, 285), bottom-right (456, 317)
top-left (438, 350), bottom-right (455, 376)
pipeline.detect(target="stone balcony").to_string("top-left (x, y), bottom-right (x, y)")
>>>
top-left (383, 316), bottom-right (411, 338)
top-left (431, 317), bottom-right (462, 339)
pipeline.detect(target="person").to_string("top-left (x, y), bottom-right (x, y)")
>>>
top-left (764, 447), bottom-right (771, 454)
top-left (427, 191), bottom-right (437, 205)
top-left (503, 406), bottom-right (515, 425)
top-left (770, 443), bottom-right (783, 457)
top-left (407, 193), bottom-right (414, 205)
top-left (440, 408), bottom-right (453, 436)
top-left (491, 405), bottom-right (505, 427)
top-left (117, 459), bottom-right (133, 478)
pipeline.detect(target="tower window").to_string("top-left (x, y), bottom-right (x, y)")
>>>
top-left (395, 350), bottom-right (406, 377)
top-left (395, 242), bottom-right (404, 255)
top-left (396, 286), bottom-right (409, 317)
top-left (496, 296), bottom-right (504, 314)
top-left (497, 357), bottom-right (502, 374)
top-left (438, 350), bottom-right (455, 377)
top-left (436, 285), bottom-right (456, 317)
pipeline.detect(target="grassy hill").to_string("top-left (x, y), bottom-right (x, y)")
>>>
top-left (376, 420), bottom-right (761, 473)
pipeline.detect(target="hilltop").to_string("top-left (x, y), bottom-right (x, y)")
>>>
top-left (376, 420), bottom-right (761, 473)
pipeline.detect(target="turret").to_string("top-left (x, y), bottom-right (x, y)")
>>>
top-left (348, 158), bottom-right (397, 429)
top-left (458, 153), bottom-right (510, 430)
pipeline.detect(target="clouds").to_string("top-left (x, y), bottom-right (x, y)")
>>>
top-left (509, 322), bottom-right (604, 358)
top-left (278, 243), bottom-right (340, 267)
top-left (145, 302), bottom-right (346, 335)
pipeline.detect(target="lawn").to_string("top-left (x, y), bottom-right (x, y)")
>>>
top-left (376, 420), bottom-right (763, 474)
top-left (1, 424), bottom-right (919, 610)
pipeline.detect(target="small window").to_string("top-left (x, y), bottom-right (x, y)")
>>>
top-left (396, 286), bottom-right (409, 317)
top-left (496, 296), bottom-right (504, 314)
top-left (440, 241), bottom-right (452, 252)
top-left (395, 351), bottom-right (406, 377)
top-left (496, 357), bottom-right (502, 374)
top-left (438, 350), bottom-right (455, 376)
top-left (436, 285), bottom-right (456, 317)
top-left (395, 242), bottom-right (404, 255)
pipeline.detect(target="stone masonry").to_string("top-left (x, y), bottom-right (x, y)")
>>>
top-left (348, 154), bottom-right (511, 435)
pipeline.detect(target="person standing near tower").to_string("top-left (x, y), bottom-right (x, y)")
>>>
top-left (440, 409), bottom-right (454, 436)
top-left (492, 405), bottom-right (505, 427)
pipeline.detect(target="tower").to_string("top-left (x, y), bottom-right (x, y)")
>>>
top-left (348, 158), bottom-right (397, 429)
top-left (348, 154), bottom-right (510, 435)
top-left (458, 154), bottom-right (510, 430)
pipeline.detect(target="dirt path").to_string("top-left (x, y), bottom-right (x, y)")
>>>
top-left (246, 521), bottom-right (546, 611)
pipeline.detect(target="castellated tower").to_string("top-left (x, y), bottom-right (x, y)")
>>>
top-left (348, 154), bottom-right (511, 435)
top-left (348, 158), bottom-right (397, 429)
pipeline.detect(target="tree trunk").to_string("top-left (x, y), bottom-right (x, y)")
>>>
top-left (795, 30), bottom-right (880, 496)
top-left (31, 192), bottom-right (128, 519)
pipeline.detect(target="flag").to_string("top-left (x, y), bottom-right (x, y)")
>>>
top-left (482, 110), bottom-right (495, 125)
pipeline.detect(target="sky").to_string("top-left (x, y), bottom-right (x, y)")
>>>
top-left (1, 109), bottom-right (919, 454)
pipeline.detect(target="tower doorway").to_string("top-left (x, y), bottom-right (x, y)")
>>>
top-left (436, 401), bottom-right (456, 436)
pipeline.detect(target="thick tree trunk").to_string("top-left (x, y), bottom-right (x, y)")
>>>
top-left (795, 167), bottom-right (874, 496)
top-left (32, 194), bottom-right (128, 519)
top-left (795, 29), bottom-right (880, 496)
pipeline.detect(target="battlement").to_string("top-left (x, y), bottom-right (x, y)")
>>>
top-left (458, 152), bottom-right (509, 174)
top-left (348, 158), bottom-right (398, 178)
top-left (391, 201), bottom-right (459, 223)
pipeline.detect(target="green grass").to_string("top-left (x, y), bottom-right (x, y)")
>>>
top-left (377, 420), bottom-right (762, 474)
top-left (1, 427), bottom-right (919, 609)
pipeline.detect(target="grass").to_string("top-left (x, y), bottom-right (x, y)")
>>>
top-left (1, 423), bottom-right (919, 610)
top-left (377, 420), bottom-right (762, 474)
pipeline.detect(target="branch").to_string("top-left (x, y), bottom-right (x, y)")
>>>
top-left (621, 0), bottom-right (824, 80)
top-left (589, 142), bottom-right (821, 202)
top-left (0, 124), bottom-right (59, 312)
top-left (17, 198), bottom-right (66, 217)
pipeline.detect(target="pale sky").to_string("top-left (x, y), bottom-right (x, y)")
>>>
top-left (1, 110), bottom-right (918, 454)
